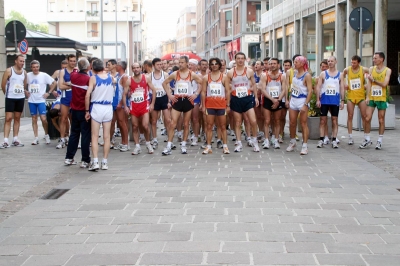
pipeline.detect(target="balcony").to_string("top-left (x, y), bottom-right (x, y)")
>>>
top-left (245, 22), bottom-right (261, 32)
top-left (47, 10), bottom-right (139, 23)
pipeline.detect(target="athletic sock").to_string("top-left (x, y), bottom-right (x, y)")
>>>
top-left (378, 135), bottom-right (383, 143)
top-left (93, 158), bottom-right (98, 163)
top-left (102, 158), bottom-right (107, 163)
top-left (349, 134), bottom-right (352, 138)
top-left (207, 145), bottom-right (211, 149)
top-left (167, 142), bottom-right (172, 149)
top-left (365, 134), bottom-right (370, 141)
top-left (182, 141), bottom-right (187, 147)
top-left (4, 138), bottom-right (9, 144)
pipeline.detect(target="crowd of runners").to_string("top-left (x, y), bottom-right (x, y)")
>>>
top-left (0, 51), bottom-right (392, 171)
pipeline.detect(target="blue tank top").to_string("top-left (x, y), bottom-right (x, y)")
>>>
top-left (320, 71), bottom-right (341, 105)
top-left (254, 73), bottom-right (260, 83)
top-left (63, 68), bottom-right (71, 82)
top-left (112, 73), bottom-right (120, 108)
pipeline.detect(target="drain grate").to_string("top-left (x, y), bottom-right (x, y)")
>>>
top-left (40, 189), bottom-right (70, 200)
top-left (398, 189), bottom-right (400, 192)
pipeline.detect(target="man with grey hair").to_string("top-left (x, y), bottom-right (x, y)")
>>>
top-left (64, 57), bottom-right (91, 168)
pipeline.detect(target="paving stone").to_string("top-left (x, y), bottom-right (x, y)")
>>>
top-left (316, 254), bottom-right (366, 265)
top-left (0, 235), bottom-right (54, 245)
top-left (332, 234), bottom-right (385, 244)
top-left (164, 241), bottom-right (220, 252)
top-left (253, 253), bottom-right (317, 265)
top-left (207, 252), bottom-right (250, 264)
top-left (22, 243), bottom-right (96, 255)
top-left (217, 223), bottom-right (263, 232)
top-left (285, 242), bottom-right (326, 253)
top-left (66, 254), bottom-right (140, 266)
top-left (49, 235), bottom-right (89, 244)
top-left (86, 233), bottom-right (137, 243)
top-left (248, 232), bottom-right (294, 242)
top-left (137, 232), bottom-right (191, 242)
top-left (367, 244), bottom-right (400, 255)
top-left (0, 255), bottom-right (30, 266)
top-left (293, 233), bottom-right (335, 243)
top-left (44, 226), bottom-right (83, 235)
top-left (362, 255), bottom-right (400, 266)
top-left (0, 244), bottom-right (27, 255)
top-left (223, 241), bottom-right (284, 253)
top-left (80, 225), bottom-right (119, 234)
top-left (92, 242), bottom-right (165, 253)
top-left (193, 232), bottom-right (247, 241)
top-left (117, 224), bottom-right (171, 233)
top-left (336, 225), bottom-right (388, 234)
top-left (22, 255), bottom-right (72, 266)
top-left (324, 243), bottom-right (371, 254)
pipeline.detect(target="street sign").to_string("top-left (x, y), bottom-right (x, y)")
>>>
top-left (349, 7), bottom-right (373, 32)
top-left (5, 20), bottom-right (27, 43)
top-left (18, 39), bottom-right (29, 54)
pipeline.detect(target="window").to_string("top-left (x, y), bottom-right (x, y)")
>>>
top-left (49, 2), bottom-right (55, 12)
top-left (235, 6), bottom-right (239, 25)
top-left (91, 23), bottom-right (98, 37)
top-left (91, 3), bottom-right (97, 12)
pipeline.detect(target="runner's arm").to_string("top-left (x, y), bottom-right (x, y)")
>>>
top-left (162, 71), bottom-right (176, 99)
top-left (280, 73), bottom-right (287, 101)
top-left (374, 68), bottom-right (392, 88)
top-left (341, 68), bottom-right (348, 90)
top-left (365, 67), bottom-right (373, 100)
top-left (315, 72), bottom-right (325, 101)
top-left (59, 70), bottom-right (70, 90)
top-left (146, 75), bottom-right (157, 108)
top-left (223, 74), bottom-right (231, 107)
top-left (1, 68), bottom-right (11, 94)
top-left (192, 72), bottom-right (203, 95)
top-left (85, 76), bottom-right (96, 112)
top-left (304, 73), bottom-right (313, 105)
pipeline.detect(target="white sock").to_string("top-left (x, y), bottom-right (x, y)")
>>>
top-left (290, 138), bottom-right (296, 143)
top-left (223, 144), bottom-right (228, 148)
top-left (302, 143), bottom-right (307, 148)
top-left (61, 137), bottom-right (65, 142)
top-left (146, 141), bottom-right (150, 145)
top-left (365, 134), bottom-right (370, 141)
top-left (349, 134), bottom-right (352, 138)
top-left (102, 158), bottom-right (107, 163)
top-left (378, 135), bottom-right (383, 143)
top-left (13, 136), bottom-right (18, 141)
top-left (140, 134), bottom-right (144, 139)
top-left (182, 141), bottom-right (187, 146)
top-left (167, 142), bottom-right (172, 148)
top-left (153, 138), bottom-right (157, 142)
top-left (207, 145), bottom-right (211, 149)
top-left (237, 140), bottom-right (242, 145)
top-left (136, 144), bottom-right (140, 148)
top-left (4, 138), bottom-right (9, 143)
top-left (93, 158), bottom-right (98, 163)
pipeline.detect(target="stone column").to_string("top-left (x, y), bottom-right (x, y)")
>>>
top-left (268, 30), bottom-right (273, 57)
top-left (300, 17), bottom-right (308, 57)
top-left (0, 0), bottom-right (5, 132)
top-left (260, 34), bottom-right (266, 60)
top-left (315, 11), bottom-right (323, 71)
top-left (272, 28), bottom-right (277, 57)
top-left (294, 19), bottom-right (300, 56)
top-left (346, 0), bottom-right (357, 66)
top-left (282, 24), bottom-right (287, 61)
top-left (374, 0), bottom-right (388, 57)
top-left (335, 2), bottom-right (346, 71)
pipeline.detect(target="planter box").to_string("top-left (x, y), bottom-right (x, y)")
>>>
top-left (338, 104), bottom-right (396, 130)
top-left (298, 116), bottom-right (332, 140)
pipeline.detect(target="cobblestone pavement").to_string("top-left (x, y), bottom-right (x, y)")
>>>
top-left (0, 117), bottom-right (399, 266)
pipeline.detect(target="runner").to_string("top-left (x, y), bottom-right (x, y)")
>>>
top-left (161, 56), bottom-right (203, 155)
top-left (201, 57), bottom-right (230, 154)
top-left (285, 55), bottom-right (313, 155)
top-left (51, 60), bottom-right (68, 98)
top-left (361, 51), bottom-right (392, 150)
top-left (64, 58), bottom-right (91, 167)
top-left (260, 58), bottom-right (287, 149)
top-left (227, 52), bottom-right (260, 152)
top-left (315, 56), bottom-right (345, 148)
top-left (341, 55), bottom-right (369, 145)
top-left (107, 59), bottom-right (119, 148)
top-left (263, 57), bottom-right (271, 73)
top-left (161, 59), bottom-right (169, 72)
top-left (150, 58), bottom-right (171, 149)
top-left (279, 59), bottom-right (292, 142)
top-left (57, 54), bottom-right (77, 149)
top-left (0, 54), bottom-right (27, 148)
top-left (253, 60), bottom-right (265, 143)
top-left (125, 62), bottom-right (156, 155)
top-left (85, 59), bottom-right (115, 170)
top-left (26, 60), bottom-right (57, 145)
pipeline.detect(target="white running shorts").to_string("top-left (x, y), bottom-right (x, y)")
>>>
top-left (91, 104), bottom-right (113, 123)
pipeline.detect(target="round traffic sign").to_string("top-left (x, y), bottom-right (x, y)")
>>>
top-left (18, 39), bottom-right (29, 54)
top-left (349, 7), bottom-right (373, 32)
top-left (5, 20), bottom-right (27, 43)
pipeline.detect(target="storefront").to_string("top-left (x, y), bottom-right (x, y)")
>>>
top-left (226, 38), bottom-right (241, 61)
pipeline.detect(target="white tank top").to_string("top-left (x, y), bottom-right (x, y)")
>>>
top-left (91, 74), bottom-right (114, 105)
top-left (152, 71), bottom-right (166, 97)
top-left (117, 73), bottom-right (127, 103)
top-left (266, 73), bottom-right (283, 100)
top-left (291, 72), bottom-right (308, 99)
top-left (6, 67), bottom-right (25, 99)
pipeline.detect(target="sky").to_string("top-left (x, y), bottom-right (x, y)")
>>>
top-left (4, 0), bottom-right (196, 47)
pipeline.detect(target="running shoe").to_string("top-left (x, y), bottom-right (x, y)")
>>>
top-left (286, 141), bottom-right (297, 152)
top-left (0, 142), bottom-right (10, 149)
top-left (64, 159), bottom-right (77, 166)
top-left (152, 140), bottom-right (158, 149)
top-left (262, 139), bottom-right (270, 149)
top-left (45, 135), bottom-right (51, 144)
top-left (375, 141), bottom-right (382, 150)
top-left (177, 134), bottom-right (183, 142)
top-left (65, 137), bottom-right (69, 146)
top-left (253, 142), bottom-right (260, 152)
top-left (12, 140), bottom-right (24, 147)
top-left (113, 144), bottom-right (122, 150)
top-left (119, 144), bottom-right (129, 152)
top-left (234, 144), bottom-right (243, 153)
top-left (98, 141), bottom-right (104, 146)
top-left (191, 138), bottom-right (198, 146)
top-left (101, 162), bottom-right (108, 170)
top-left (31, 139), bottom-right (39, 145)
top-left (80, 161), bottom-right (89, 168)
top-left (216, 140), bottom-right (223, 149)
top-left (78, 144), bottom-right (81, 149)
top-left (171, 143), bottom-right (177, 150)
top-left (247, 137), bottom-right (254, 147)
top-left (278, 135), bottom-right (283, 143)
top-left (274, 141), bottom-right (280, 149)
top-left (88, 162), bottom-right (100, 171)
top-left (317, 140), bottom-right (324, 148)
top-left (295, 134), bottom-right (299, 141)
top-left (139, 138), bottom-right (146, 145)
top-left (201, 142), bottom-right (207, 149)
top-left (232, 135), bottom-right (237, 141)
top-left (161, 128), bottom-right (166, 135)
top-left (131, 146), bottom-right (141, 155)
top-left (323, 138), bottom-right (330, 145)
top-left (348, 138), bottom-right (354, 145)
top-left (162, 147), bottom-right (172, 156)
top-left (181, 145), bottom-right (187, 154)
top-left (336, 138), bottom-right (340, 144)
top-left (257, 132), bottom-right (265, 142)
top-left (223, 146), bottom-right (230, 154)
top-left (300, 146), bottom-right (308, 155)
top-left (332, 141), bottom-right (339, 149)
top-left (146, 143), bottom-right (154, 154)
top-left (359, 139), bottom-right (372, 149)
top-left (202, 147), bottom-right (212, 154)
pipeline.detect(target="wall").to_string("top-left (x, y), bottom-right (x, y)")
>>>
top-left (0, 0), bottom-right (5, 132)
top-left (387, 20), bottom-right (400, 88)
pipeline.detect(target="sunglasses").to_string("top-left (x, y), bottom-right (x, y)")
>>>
top-left (210, 63), bottom-right (219, 66)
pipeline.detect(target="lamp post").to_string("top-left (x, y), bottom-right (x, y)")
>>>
top-left (114, 0), bottom-right (118, 60)
top-left (100, 0), bottom-right (104, 60)
top-left (134, 22), bottom-right (139, 62)
top-left (124, 6), bottom-right (129, 70)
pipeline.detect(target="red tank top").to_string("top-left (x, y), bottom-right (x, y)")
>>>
top-left (130, 74), bottom-right (149, 105)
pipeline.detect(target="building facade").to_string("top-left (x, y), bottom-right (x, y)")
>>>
top-left (0, 0), bottom-right (5, 131)
top-left (161, 39), bottom-right (177, 56)
top-left (176, 6), bottom-right (197, 53)
top-left (196, 0), bottom-right (264, 62)
top-left (261, 0), bottom-right (399, 85)
top-left (46, 0), bottom-right (146, 69)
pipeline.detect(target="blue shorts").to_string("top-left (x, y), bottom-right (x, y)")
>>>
top-left (194, 94), bottom-right (201, 105)
top-left (60, 90), bottom-right (72, 107)
top-left (29, 102), bottom-right (47, 116)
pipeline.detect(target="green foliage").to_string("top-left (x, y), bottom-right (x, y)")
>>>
top-left (308, 77), bottom-right (320, 117)
top-left (6, 11), bottom-right (48, 33)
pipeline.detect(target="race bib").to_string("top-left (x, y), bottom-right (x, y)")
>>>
top-left (131, 91), bottom-right (145, 103)
top-left (13, 84), bottom-right (24, 95)
top-left (176, 83), bottom-right (189, 95)
top-left (156, 88), bottom-right (165, 98)
top-left (371, 85), bottom-right (383, 97)
top-left (236, 87), bottom-right (248, 98)
top-left (29, 84), bottom-right (40, 94)
top-left (350, 78), bottom-right (361, 90)
top-left (291, 84), bottom-right (300, 97)
top-left (269, 86), bottom-right (279, 98)
top-left (210, 83), bottom-right (222, 96)
top-left (325, 85), bottom-right (336, 96)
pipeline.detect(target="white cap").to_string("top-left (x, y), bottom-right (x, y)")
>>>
top-left (189, 59), bottom-right (199, 65)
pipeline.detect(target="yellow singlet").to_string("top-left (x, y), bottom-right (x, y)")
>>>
top-left (370, 66), bottom-right (388, 102)
top-left (347, 66), bottom-right (365, 101)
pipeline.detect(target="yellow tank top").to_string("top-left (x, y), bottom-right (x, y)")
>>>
top-left (370, 66), bottom-right (388, 102)
top-left (347, 66), bottom-right (365, 100)
top-left (289, 68), bottom-right (294, 86)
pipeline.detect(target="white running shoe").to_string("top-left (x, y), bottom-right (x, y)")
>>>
top-left (202, 147), bottom-right (212, 154)
top-left (191, 138), bottom-right (198, 146)
top-left (88, 162), bottom-right (100, 171)
top-left (262, 139), bottom-right (270, 149)
top-left (323, 138), bottom-right (330, 145)
top-left (146, 143), bottom-right (154, 154)
top-left (31, 139), bottom-right (39, 145)
top-left (348, 138), bottom-right (354, 145)
top-left (119, 144), bottom-right (129, 152)
top-left (359, 139), bottom-right (372, 149)
top-left (286, 141), bottom-right (297, 152)
top-left (139, 138), bottom-right (146, 145)
top-left (113, 144), bottom-right (122, 150)
top-left (181, 145), bottom-right (187, 154)
top-left (223, 146), bottom-right (230, 154)
top-left (45, 135), bottom-right (51, 144)
top-left (300, 146), bottom-right (308, 155)
top-left (375, 141), bottom-right (382, 150)
top-left (317, 140), bottom-right (324, 148)
top-left (131, 146), bottom-right (141, 155)
top-left (247, 137), bottom-right (253, 147)
top-left (234, 144), bottom-right (243, 153)
top-left (332, 141), bottom-right (339, 149)
top-left (253, 142), bottom-right (260, 152)
top-left (64, 159), bottom-right (77, 166)
top-left (101, 162), bottom-right (108, 170)
top-left (12, 139), bottom-right (24, 147)
top-left (80, 161), bottom-right (89, 168)
top-left (0, 142), bottom-right (10, 149)
top-left (56, 141), bottom-right (65, 149)
top-left (274, 141), bottom-right (280, 149)
top-left (162, 146), bottom-right (172, 156)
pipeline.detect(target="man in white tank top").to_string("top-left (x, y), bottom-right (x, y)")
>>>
top-left (0, 54), bottom-right (27, 148)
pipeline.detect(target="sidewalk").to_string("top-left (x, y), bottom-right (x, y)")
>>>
top-left (0, 118), bottom-right (399, 265)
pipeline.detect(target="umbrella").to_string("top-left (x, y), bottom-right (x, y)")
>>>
top-left (161, 52), bottom-right (202, 61)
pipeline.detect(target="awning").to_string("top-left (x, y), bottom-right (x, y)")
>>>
top-left (7, 47), bottom-right (88, 56)
top-left (323, 11), bottom-right (336, 25)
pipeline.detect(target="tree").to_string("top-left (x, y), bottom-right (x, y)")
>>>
top-left (6, 11), bottom-right (49, 34)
